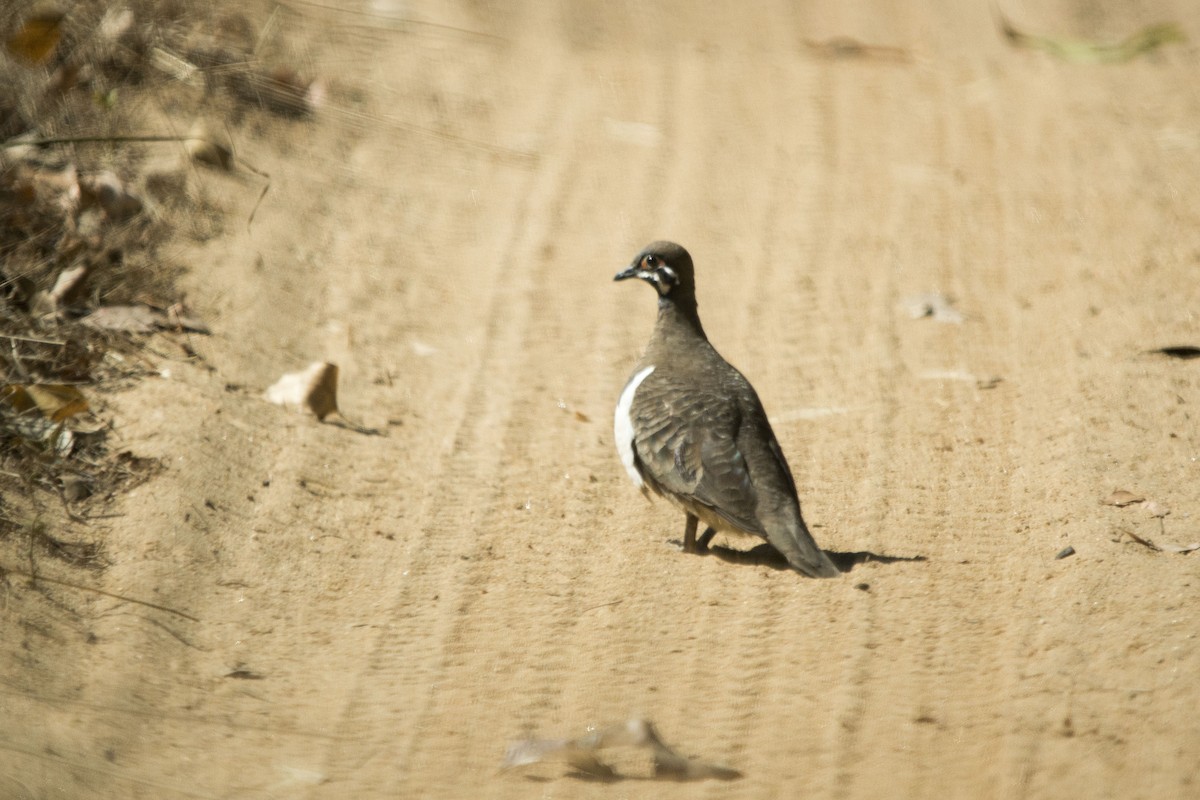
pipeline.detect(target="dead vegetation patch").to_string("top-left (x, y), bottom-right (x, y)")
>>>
top-left (1, 0), bottom-right (318, 577)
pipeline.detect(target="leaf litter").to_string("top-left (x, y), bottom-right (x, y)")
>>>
top-left (502, 718), bottom-right (741, 781)
top-left (1105, 490), bottom-right (1197, 554)
top-left (1, 0), bottom-right (322, 583)
top-left (265, 362), bottom-right (381, 435)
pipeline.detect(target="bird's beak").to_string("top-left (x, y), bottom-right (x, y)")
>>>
top-left (614, 265), bottom-right (642, 282)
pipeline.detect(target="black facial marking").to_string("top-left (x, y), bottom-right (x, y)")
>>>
top-left (650, 264), bottom-right (677, 296)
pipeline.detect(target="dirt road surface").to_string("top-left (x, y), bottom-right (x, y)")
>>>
top-left (4, 1), bottom-right (1199, 798)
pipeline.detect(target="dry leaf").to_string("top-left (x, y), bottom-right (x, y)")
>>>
top-left (1, 383), bottom-right (88, 422)
top-left (1152, 346), bottom-right (1200, 360)
top-left (503, 718), bottom-right (740, 782)
top-left (185, 122), bottom-right (234, 171)
top-left (84, 305), bottom-right (161, 333)
top-left (1159, 542), bottom-right (1200, 554)
top-left (1142, 499), bottom-right (1170, 519)
top-left (6, 10), bottom-right (65, 66)
top-left (1102, 490), bottom-right (1144, 507)
top-left (265, 362), bottom-right (340, 420)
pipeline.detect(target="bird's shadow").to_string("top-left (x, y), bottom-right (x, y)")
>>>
top-left (671, 541), bottom-right (925, 572)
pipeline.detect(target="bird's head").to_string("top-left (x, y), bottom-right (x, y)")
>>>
top-left (614, 241), bottom-right (696, 301)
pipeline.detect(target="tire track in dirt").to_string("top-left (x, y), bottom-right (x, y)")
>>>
top-left (11, 2), bottom-right (1199, 798)
top-left (788, 7), bottom-right (1009, 797)
top-left (668, 33), bottom-right (853, 792)
top-left (310, 47), bottom-right (586, 793)
top-left (983, 31), bottom-right (1200, 798)
top-left (318, 34), bottom-right (702, 797)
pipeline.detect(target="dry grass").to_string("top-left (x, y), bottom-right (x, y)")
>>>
top-left (1, 0), bottom-right (310, 564)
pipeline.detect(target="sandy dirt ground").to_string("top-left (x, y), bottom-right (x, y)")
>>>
top-left (4, 1), bottom-right (1200, 798)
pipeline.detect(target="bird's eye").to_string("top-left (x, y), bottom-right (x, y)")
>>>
top-left (644, 254), bottom-right (657, 267)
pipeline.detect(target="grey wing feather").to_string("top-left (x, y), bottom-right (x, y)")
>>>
top-left (632, 388), bottom-right (763, 534)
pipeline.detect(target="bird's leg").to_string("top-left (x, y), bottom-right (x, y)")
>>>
top-left (682, 514), bottom-right (699, 553)
top-left (682, 515), bottom-right (716, 555)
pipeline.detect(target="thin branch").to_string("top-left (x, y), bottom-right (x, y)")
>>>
top-left (2, 566), bottom-right (200, 621)
top-left (0, 333), bottom-right (67, 345)
top-left (2, 135), bottom-right (189, 148)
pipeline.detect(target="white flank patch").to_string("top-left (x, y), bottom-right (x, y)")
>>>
top-left (614, 366), bottom-right (655, 488)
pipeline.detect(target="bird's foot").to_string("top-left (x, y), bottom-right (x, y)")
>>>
top-left (674, 526), bottom-right (716, 555)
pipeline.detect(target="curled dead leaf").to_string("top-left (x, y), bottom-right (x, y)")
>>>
top-left (265, 362), bottom-right (340, 420)
top-left (6, 9), bottom-right (65, 66)
top-left (1, 383), bottom-right (88, 422)
top-left (1102, 489), bottom-right (1144, 507)
top-left (1151, 346), bottom-right (1200, 360)
top-left (185, 122), bottom-right (234, 171)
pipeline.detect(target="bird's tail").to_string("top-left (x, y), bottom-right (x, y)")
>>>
top-left (771, 511), bottom-right (840, 578)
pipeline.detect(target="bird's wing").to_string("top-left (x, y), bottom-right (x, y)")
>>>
top-left (631, 385), bottom-right (762, 533)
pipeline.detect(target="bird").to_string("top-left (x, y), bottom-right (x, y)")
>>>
top-left (613, 241), bottom-right (840, 578)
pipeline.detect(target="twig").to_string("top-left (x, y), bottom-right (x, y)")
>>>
top-left (2, 135), bottom-right (189, 148)
top-left (582, 599), bottom-right (623, 613)
top-left (1, 566), bottom-right (199, 621)
top-left (0, 333), bottom-right (67, 345)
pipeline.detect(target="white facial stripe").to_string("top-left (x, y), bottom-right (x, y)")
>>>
top-left (614, 365), bottom-right (655, 488)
